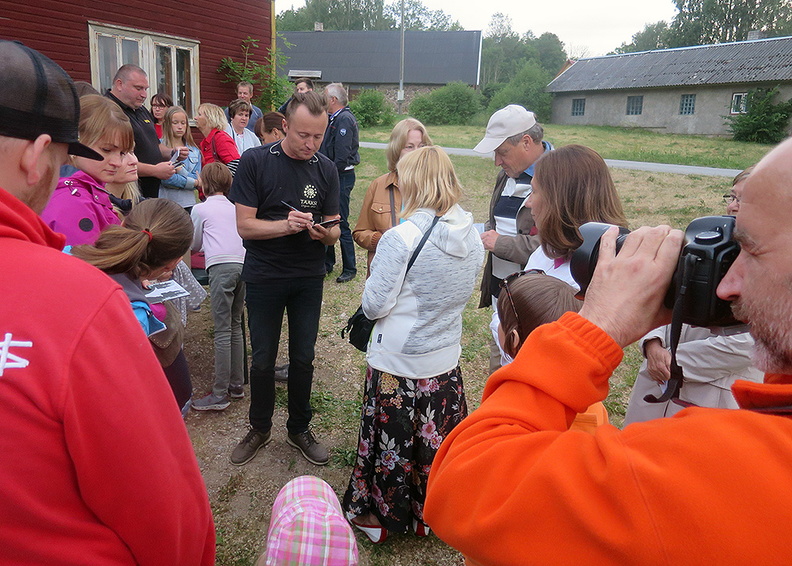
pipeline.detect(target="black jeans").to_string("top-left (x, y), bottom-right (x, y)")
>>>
top-left (325, 170), bottom-right (357, 274)
top-left (245, 276), bottom-right (323, 434)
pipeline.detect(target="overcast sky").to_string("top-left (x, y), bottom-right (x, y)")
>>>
top-left (277, 0), bottom-right (680, 57)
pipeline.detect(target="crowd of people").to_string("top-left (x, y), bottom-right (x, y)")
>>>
top-left (4, 38), bottom-right (792, 565)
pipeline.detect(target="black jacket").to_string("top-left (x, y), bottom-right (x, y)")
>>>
top-left (319, 107), bottom-right (360, 173)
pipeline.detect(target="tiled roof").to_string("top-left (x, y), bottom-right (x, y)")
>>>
top-left (547, 36), bottom-right (792, 92)
top-left (279, 30), bottom-right (481, 85)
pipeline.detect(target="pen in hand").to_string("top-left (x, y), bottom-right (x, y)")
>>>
top-left (281, 200), bottom-right (301, 213)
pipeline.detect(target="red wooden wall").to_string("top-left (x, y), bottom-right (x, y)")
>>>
top-left (0, 0), bottom-right (272, 108)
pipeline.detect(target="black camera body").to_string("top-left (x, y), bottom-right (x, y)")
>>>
top-left (570, 216), bottom-right (740, 327)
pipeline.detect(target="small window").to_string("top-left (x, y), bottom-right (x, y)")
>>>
top-left (731, 92), bottom-right (748, 114)
top-left (89, 22), bottom-right (200, 116)
top-left (571, 98), bottom-right (586, 117)
top-left (679, 94), bottom-right (696, 115)
top-left (626, 95), bottom-right (643, 115)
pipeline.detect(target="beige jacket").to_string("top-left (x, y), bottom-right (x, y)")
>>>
top-left (352, 171), bottom-right (402, 276)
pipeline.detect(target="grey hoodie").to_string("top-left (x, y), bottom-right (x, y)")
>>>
top-left (363, 206), bottom-right (485, 378)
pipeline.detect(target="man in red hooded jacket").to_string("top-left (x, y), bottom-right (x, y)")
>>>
top-left (0, 40), bottom-right (214, 565)
top-left (425, 138), bottom-right (792, 565)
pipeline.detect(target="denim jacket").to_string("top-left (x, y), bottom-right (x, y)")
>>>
top-left (159, 144), bottom-right (201, 208)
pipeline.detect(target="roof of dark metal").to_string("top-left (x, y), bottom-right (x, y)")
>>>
top-left (279, 30), bottom-right (481, 85)
top-left (547, 36), bottom-right (792, 93)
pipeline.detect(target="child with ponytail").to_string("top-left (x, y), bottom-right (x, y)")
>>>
top-left (72, 198), bottom-right (196, 415)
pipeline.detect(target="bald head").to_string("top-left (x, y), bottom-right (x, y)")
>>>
top-left (716, 137), bottom-right (792, 372)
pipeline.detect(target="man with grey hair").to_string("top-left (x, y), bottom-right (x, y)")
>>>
top-left (474, 104), bottom-right (554, 372)
top-left (0, 40), bottom-right (214, 564)
top-left (320, 82), bottom-right (360, 282)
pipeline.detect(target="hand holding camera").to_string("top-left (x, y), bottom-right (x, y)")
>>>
top-left (577, 225), bottom-right (684, 348)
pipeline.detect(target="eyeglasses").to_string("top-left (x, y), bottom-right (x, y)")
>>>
top-left (723, 193), bottom-right (740, 204)
top-left (151, 103), bottom-right (168, 108)
top-left (499, 269), bottom-right (545, 324)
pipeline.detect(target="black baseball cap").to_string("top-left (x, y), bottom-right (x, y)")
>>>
top-left (0, 40), bottom-right (102, 160)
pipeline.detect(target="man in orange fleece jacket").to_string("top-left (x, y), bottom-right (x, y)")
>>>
top-left (425, 138), bottom-right (792, 565)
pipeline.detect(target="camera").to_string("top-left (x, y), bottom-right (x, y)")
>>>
top-left (570, 216), bottom-right (740, 327)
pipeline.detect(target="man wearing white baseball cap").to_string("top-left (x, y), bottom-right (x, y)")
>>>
top-left (474, 104), bottom-right (554, 372)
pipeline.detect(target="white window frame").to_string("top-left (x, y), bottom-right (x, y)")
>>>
top-left (679, 93), bottom-right (696, 115)
top-left (571, 98), bottom-right (586, 117)
top-left (88, 22), bottom-right (200, 117)
top-left (731, 92), bottom-right (748, 114)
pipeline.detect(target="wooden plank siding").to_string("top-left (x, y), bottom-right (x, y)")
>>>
top-left (0, 0), bottom-right (272, 108)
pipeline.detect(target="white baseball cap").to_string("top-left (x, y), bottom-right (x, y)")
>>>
top-left (474, 105), bottom-right (537, 153)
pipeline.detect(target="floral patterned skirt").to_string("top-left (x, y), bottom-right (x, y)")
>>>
top-left (342, 365), bottom-right (468, 534)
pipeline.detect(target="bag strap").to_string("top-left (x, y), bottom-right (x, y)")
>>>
top-left (210, 132), bottom-right (220, 163)
top-left (406, 215), bottom-right (440, 274)
top-left (388, 185), bottom-right (397, 228)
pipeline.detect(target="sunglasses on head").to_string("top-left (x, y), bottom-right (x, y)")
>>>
top-left (499, 269), bottom-right (545, 324)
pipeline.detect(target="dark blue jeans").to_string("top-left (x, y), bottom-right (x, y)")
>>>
top-left (245, 277), bottom-right (323, 434)
top-left (325, 170), bottom-right (357, 274)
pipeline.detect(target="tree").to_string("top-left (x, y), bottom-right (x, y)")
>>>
top-left (276, 0), bottom-right (459, 31)
top-left (218, 37), bottom-right (291, 111)
top-left (277, 0), bottom-right (395, 31)
top-left (612, 21), bottom-right (670, 54)
top-left (727, 87), bottom-right (792, 143)
top-left (613, 0), bottom-right (792, 52)
top-left (480, 14), bottom-right (567, 86)
top-left (487, 59), bottom-right (553, 121)
top-left (383, 0), bottom-right (462, 31)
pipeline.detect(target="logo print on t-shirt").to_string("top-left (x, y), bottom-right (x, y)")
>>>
top-left (301, 184), bottom-right (319, 209)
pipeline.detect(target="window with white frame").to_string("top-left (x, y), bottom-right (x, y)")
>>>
top-left (88, 22), bottom-right (200, 116)
top-left (571, 98), bottom-right (586, 116)
top-left (679, 94), bottom-right (696, 115)
top-left (731, 92), bottom-right (748, 114)
top-left (626, 95), bottom-right (643, 115)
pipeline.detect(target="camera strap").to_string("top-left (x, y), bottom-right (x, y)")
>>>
top-left (643, 254), bottom-right (699, 404)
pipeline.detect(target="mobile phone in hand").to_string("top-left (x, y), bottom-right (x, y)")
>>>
top-left (317, 218), bottom-right (341, 228)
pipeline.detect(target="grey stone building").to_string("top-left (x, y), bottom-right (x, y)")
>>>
top-left (547, 36), bottom-right (792, 136)
top-left (279, 30), bottom-right (481, 109)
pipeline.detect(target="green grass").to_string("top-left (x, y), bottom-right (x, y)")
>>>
top-left (203, 136), bottom-right (742, 564)
top-left (360, 122), bottom-right (772, 170)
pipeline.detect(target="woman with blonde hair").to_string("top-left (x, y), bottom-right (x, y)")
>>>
top-left (353, 118), bottom-right (432, 275)
top-left (524, 144), bottom-right (627, 287)
top-left (342, 146), bottom-right (484, 543)
top-left (195, 102), bottom-right (240, 172)
top-left (42, 94), bottom-right (134, 245)
top-left (72, 198), bottom-right (196, 415)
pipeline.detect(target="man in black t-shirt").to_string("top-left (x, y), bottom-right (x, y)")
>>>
top-left (228, 91), bottom-right (340, 467)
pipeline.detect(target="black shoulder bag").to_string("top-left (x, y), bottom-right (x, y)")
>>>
top-left (342, 215), bottom-right (440, 352)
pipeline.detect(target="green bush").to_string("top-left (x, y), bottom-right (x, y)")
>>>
top-left (349, 89), bottom-right (395, 128)
top-left (487, 59), bottom-right (553, 122)
top-left (409, 82), bottom-right (483, 125)
top-left (727, 87), bottom-right (792, 144)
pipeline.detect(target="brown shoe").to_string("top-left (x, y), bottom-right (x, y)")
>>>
top-left (287, 430), bottom-right (328, 465)
top-left (230, 428), bottom-right (271, 466)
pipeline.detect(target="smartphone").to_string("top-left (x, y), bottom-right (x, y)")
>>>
top-left (317, 218), bottom-right (341, 228)
top-left (169, 152), bottom-right (180, 165)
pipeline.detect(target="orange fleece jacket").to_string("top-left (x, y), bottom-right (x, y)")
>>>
top-left (425, 312), bottom-right (792, 566)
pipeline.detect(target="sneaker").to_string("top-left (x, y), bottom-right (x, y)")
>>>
top-left (228, 385), bottom-right (245, 399)
top-left (230, 429), bottom-right (271, 466)
top-left (191, 393), bottom-right (230, 411)
top-left (287, 430), bottom-right (329, 466)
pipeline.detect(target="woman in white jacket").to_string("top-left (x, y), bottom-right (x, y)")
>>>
top-left (342, 146), bottom-right (484, 543)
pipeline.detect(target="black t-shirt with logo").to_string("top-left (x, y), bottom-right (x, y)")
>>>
top-left (229, 141), bottom-right (340, 282)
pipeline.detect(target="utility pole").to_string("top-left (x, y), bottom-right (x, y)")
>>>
top-left (398, 0), bottom-right (405, 114)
